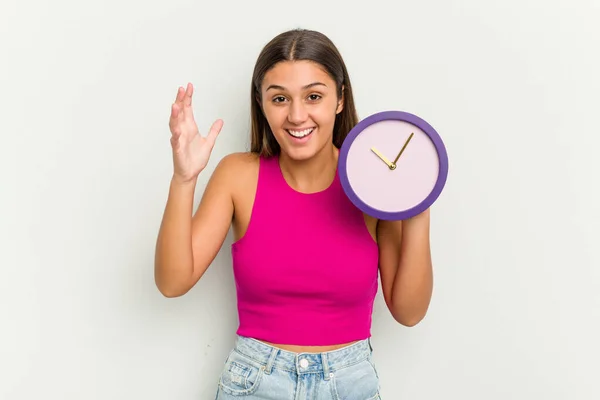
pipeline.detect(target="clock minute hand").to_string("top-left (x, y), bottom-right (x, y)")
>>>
top-left (392, 132), bottom-right (414, 166)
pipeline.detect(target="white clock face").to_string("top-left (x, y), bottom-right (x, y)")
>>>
top-left (345, 119), bottom-right (440, 214)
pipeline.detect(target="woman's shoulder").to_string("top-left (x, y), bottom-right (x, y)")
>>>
top-left (212, 152), bottom-right (261, 221)
top-left (216, 151), bottom-right (259, 172)
top-left (211, 151), bottom-right (260, 185)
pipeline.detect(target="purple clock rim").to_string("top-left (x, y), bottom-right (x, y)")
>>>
top-left (338, 110), bottom-right (449, 221)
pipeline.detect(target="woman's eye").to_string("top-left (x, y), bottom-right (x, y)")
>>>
top-left (272, 96), bottom-right (286, 103)
top-left (308, 94), bottom-right (321, 101)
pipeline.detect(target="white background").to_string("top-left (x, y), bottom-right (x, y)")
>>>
top-left (1, 0), bottom-right (599, 399)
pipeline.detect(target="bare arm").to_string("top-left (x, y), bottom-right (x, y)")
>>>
top-left (153, 82), bottom-right (230, 297)
top-left (154, 157), bottom-right (235, 297)
top-left (377, 208), bottom-right (433, 326)
top-left (154, 176), bottom-right (197, 297)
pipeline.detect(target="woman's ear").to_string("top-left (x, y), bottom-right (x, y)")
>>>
top-left (336, 85), bottom-right (345, 114)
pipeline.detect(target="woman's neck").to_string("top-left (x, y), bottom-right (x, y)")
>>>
top-left (278, 143), bottom-right (338, 194)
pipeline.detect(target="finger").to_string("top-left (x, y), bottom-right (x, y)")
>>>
top-left (175, 86), bottom-right (185, 104)
top-left (171, 102), bottom-right (180, 117)
top-left (170, 118), bottom-right (182, 149)
top-left (183, 82), bottom-right (193, 107)
top-left (169, 103), bottom-right (182, 132)
top-left (169, 103), bottom-right (179, 123)
top-left (170, 134), bottom-right (180, 151)
top-left (206, 119), bottom-right (224, 145)
top-left (183, 99), bottom-right (195, 123)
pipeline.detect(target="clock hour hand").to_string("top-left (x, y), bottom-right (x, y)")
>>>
top-left (371, 147), bottom-right (394, 169)
top-left (392, 132), bottom-right (414, 166)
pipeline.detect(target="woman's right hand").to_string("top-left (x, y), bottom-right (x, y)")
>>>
top-left (169, 83), bottom-right (223, 184)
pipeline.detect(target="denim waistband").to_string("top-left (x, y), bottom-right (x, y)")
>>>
top-left (231, 335), bottom-right (372, 376)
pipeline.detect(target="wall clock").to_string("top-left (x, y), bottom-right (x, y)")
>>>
top-left (338, 110), bottom-right (449, 220)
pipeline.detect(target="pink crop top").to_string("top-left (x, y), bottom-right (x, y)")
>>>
top-left (231, 154), bottom-right (380, 346)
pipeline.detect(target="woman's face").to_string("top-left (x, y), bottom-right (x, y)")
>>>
top-left (259, 60), bottom-right (344, 161)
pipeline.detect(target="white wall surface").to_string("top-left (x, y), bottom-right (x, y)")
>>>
top-left (1, 0), bottom-right (599, 399)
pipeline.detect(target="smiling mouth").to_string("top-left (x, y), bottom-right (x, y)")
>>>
top-left (286, 128), bottom-right (315, 139)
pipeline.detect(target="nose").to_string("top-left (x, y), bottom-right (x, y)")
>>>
top-left (287, 100), bottom-right (308, 125)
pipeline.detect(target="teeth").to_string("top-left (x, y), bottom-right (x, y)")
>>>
top-left (287, 128), bottom-right (314, 138)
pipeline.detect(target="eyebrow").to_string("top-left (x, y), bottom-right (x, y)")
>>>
top-left (265, 82), bottom-right (327, 91)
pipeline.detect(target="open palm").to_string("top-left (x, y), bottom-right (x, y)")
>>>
top-left (169, 83), bottom-right (223, 183)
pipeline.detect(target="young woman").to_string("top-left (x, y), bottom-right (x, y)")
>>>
top-left (155, 28), bottom-right (433, 399)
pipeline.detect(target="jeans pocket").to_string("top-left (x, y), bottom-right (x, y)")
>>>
top-left (330, 359), bottom-right (380, 400)
top-left (366, 354), bottom-right (380, 380)
top-left (218, 350), bottom-right (265, 396)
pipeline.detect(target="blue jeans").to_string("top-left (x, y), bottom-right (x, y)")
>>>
top-left (215, 335), bottom-right (381, 399)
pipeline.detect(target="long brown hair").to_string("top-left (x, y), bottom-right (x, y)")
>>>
top-left (250, 29), bottom-right (359, 157)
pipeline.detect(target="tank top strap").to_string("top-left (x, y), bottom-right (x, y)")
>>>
top-left (256, 154), bottom-right (286, 191)
top-left (251, 154), bottom-right (285, 214)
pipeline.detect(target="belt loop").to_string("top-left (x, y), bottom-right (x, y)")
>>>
top-left (368, 337), bottom-right (373, 352)
top-left (264, 347), bottom-right (278, 375)
top-left (321, 352), bottom-right (331, 380)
